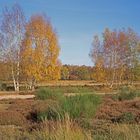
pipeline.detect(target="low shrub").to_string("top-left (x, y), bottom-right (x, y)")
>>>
top-left (0, 111), bottom-right (27, 126)
top-left (33, 100), bottom-right (57, 113)
top-left (37, 105), bottom-right (61, 121)
top-left (0, 82), bottom-right (7, 91)
top-left (8, 99), bottom-right (36, 118)
top-left (113, 86), bottom-right (140, 101)
top-left (119, 112), bottom-right (135, 123)
top-left (94, 124), bottom-right (140, 140)
top-left (29, 99), bottom-right (63, 122)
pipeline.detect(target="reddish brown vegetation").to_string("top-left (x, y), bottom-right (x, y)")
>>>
top-left (95, 96), bottom-right (140, 123)
top-left (0, 111), bottom-right (27, 126)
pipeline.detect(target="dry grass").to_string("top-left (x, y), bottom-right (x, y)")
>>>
top-left (0, 115), bottom-right (92, 140)
top-left (35, 114), bottom-right (92, 140)
top-left (0, 86), bottom-right (139, 139)
top-left (94, 124), bottom-right (140, 140)
top-left (0, 118), bottom-right (139, 140)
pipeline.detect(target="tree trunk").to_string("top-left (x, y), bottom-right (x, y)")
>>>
top-left (12, 66), bottom-right (17, 91)
top-left (16, 52), bottom-right (20, 92)
top-left (28, 78), bottom-right (36, 91)
top-left (11, 64), bottom-right (19, 92)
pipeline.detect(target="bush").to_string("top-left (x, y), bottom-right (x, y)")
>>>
top-left (36, 87), bottom-right (64, 101)
top-left (119, 112), bottom-right (135, 123)
top-left (37, 105), bottom-right (61, 121)
top-left (0, 82), bottom-right (7, 91)
top-left (113, 86), bottom-right (140, 101)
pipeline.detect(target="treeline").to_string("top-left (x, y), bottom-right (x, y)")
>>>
top-left (61, 65), bottom-right (94, 80)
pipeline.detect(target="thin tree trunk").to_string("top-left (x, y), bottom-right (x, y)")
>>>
top-left (12, 65), bottom-right (17, 91)
top-left (16, 51), bottom-right (20, 92)
top-left (110, 50), bottom-right (116, 88)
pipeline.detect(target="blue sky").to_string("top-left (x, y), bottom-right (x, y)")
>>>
top-left (0, 0), bottom-right (140, 66)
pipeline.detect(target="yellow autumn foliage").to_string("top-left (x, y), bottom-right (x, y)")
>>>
top-left (21, 15), bottom-right (61, 85)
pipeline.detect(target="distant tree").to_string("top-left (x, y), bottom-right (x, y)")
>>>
top-left (61, 66), bottom-right (69, 80)
top-left (21, 15), bottom-right (60, 90)
top-left (0, 61), bottom-right (11, 81)
top-left (76, 66), bottom-right (91, 80)
top-left (89, 35), bottom-right (106, 82)
top-left (61, 65), bottom-right (93, 80)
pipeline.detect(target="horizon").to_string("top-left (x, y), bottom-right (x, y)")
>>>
top-left (0, 0), bottom-right (140, 66)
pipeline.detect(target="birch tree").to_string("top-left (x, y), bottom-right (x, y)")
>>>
top-left (0, 4), bottom-right (25, 91)
top-left (21, 15), bottom-right (60, 90)
top-left (89, 35), bottom-right (106, 82)
top-left (90, 28), bottom-right (140, 87)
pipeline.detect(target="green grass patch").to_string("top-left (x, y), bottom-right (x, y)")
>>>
top-left (37, 86), bottom-right (95, 94)
top-left (60, 94), bottom-right (102, 119)
top-left (36, 90), bottom-right (102, 121)
top-left (36, 87), bottom-right (64, 101)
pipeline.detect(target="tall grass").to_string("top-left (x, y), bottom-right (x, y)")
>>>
top-left (0, 123), bottom-right (139, 140)
top-left (36, 87), bottom-right (102, 121)
top-left (36, 87), bottom-right (64, 101)
top-left (61, 94), bottom-right (102, 119)
top-left (36, 92), bottom-right (102, 121)
top-left (35, 114), bottom-right (92, 140)
top-left (0, 115), bottom-right (92, 140)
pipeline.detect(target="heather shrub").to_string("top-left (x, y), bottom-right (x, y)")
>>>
top-left (113, 86), bottom-right (140, 101)
top-left (0, 111), bottom-right (27, 126)
top-left (119, 112), bottom-right (135, 123)
top-left (94, 124), bottom-right (140, 140)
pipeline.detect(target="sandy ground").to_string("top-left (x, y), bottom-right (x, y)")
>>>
top-left (64, 92), bottom-right (117, 97)
top-left (0, 95), bottom-right (35, 100)
top-left (0, 91), bottom-right (116, 100)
